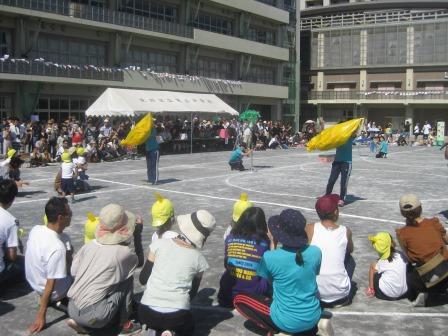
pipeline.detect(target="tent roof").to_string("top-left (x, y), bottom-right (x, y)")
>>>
top-left (86, 88), bottom-right (239, 117)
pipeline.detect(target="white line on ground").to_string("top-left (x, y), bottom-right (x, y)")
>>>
top-left (89, 177), bottom-right (405, 225)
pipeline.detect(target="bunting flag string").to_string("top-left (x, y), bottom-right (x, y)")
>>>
top-left (0, 54), bottom-right (243, 89)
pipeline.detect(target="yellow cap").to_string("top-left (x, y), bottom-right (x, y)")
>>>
top-left (84, 212), bottom-right (99, 244)
top-left (76, 147), bottom-right (85, 156)
top-left (232, 193), bottom-right (253, 222)
top-left (7, 148), bottom-right (16, 158)
top-left (61, 152), bottom-right (72, 163)
top-left (151, 192), bottom-right (174, 227)
top-left (43, 214), bottom-right (48, 226)
top-left (368, 232), bottom-right (392, 260)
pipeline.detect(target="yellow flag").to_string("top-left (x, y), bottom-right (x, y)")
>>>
top-left (121, 113), bottom-right (154, 147)
top-left (307, 118), bottom-right (364, 152)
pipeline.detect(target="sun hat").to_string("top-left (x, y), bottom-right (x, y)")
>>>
top-left (268, 209), bottom-right (308, 248)
top-left (399, 194), bottom-right (421, 211)
top-left (61, 152), bottom-right (72, 163)
top-left (151, 192), bottom-right (174, 227)
top-left (233, 193), bottom-right (253, 222)
top-left (6, 148), bottom-right (16, 158)
top-left (315, 194), bottom-right (340, 215)
top-left (95, 204), bottom-right (136, 245)
top-left (368, 232), bottom-right (392, 260)
top-left (76, 147), bottom-right (85, 156)
top-left (68, 147), bottom-right (77, 155)
top-left (177, 210), bottom-right (216, 248)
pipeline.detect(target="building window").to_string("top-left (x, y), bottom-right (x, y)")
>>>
top-left (125, 48), bottom-right (177, 73)
top-left (367, 26), bottom-right (406, 66)
top-left (247, 26), bottom-right (276, 45)
top-left (322, 30), bottom-right (360, 68)
top-left (30, 34), bottom-right (106, 66)
top-left (35, 96), bottom-right (93, 122)
top-left (0, 95), bottom-right (12, 119)
top-left (71, 0), bottom-right (105, 7)
top-left (246, 65), bottom-right (276, 85)
top-left (0, 30), bottom-right (12, 56)
top-left (193, 13), bottom-right (233, 35)
top-left (415, 22), bottom-right (448, 64)
top-left (119, 1), bottom-right (178, 22)
top-left (194, 57), bottom-right (233, 79)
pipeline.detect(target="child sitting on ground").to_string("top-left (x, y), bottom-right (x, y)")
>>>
top-left (151, 192), bottom-right (177, 243)
top-left (366, 232), bottom-right (408, 300)
top-left (223, 193), bottom-right (253, 240)
top-left (60, 152), bottom-right (76, 203)
top-left (376, 136), bottom-right (388, 158)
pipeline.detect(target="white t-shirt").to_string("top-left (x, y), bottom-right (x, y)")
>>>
top-left (141, 239), bottom-right (209, 310)
top-left (375, 252), bottom-right (408, 298)
top-left (310, 222), bottom-right (351, 303)
top-left (61, 162), bottom-right (74, 179)
top-left (0, 207), bottom-right (19, 273)
top-left (422, 124), bottom-right (431, 135)
top-left (25, 225), bottom-right (72, 300)
top-left (150, 230), bottom-right (178, 244)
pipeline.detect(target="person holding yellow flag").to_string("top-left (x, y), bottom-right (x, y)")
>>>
top-left (325, 132), bottom-right (356, 207)
top-left (145, 125), bottom-right (160, 185)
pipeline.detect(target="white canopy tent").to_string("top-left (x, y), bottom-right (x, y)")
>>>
top-left (86, 88), bottom-right (239, 117)
top-left (86, 88), bottom-right (239, 153)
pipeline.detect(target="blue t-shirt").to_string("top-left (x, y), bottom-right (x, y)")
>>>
top-left (145, 129), bottom-right (159, 152)
top-left (257, 245), bottom-right (322, 333)
top-left (229, 148), bottom-right (243, 163)
top-left (379, 140), bottom-right (388, 154)
top-left (335, 138), bottom-right (354, 163)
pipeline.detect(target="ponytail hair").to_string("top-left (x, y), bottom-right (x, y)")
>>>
top-left (295, 249), bottom-right (304, 266)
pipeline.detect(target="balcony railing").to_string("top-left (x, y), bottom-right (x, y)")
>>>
top-left (0, 0), bottom-right (193, 38)
top-left (0, 59), bottom-right (124, 81)
top-left (304, 90), bottom-right (448, 100)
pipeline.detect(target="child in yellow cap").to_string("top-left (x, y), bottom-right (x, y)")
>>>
top-left (151, 192), bottom-right (177, 243)
top-left (366, 232), bottom-right (408, 300)
top-left (223, 193), bottom-right (253, 239)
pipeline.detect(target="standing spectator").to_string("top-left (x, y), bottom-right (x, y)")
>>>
top-left (66, 204), bottom-right (141, 335)
top-left (325, 131), bottom-right (356, 207)
top-left (100, 118), bottom-right (113, 138)
top-left (84, 119), bottom-right (97, 144)
top-left (233, 209), bottom-right (323, 335)
top-left (396, 194), bottom-right (448, 307)
top-left (0, 180), bottom-right (24, 286)
top-left (25, 197), bottom-right (73, 333)
top-left (138, 210), bottom-right (216, 336)
top-left (307, 194), bottom-right (354, 308)
top-left (422, 121), bottom-right (432, 144)
top-left (413, 123), bottom-right (420, 140)
top-left (145, 125), bottom-right (160, 185)
top-left (218, 207), bottom-right (271, 308)
top-left (2, 123), bottom-right (11, 155)
top-left (46, 120), bottom-right (59, 159)
top-left (10, 118), bottom-right (22, 152)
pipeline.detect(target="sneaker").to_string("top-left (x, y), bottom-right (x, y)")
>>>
top-left (317, 318), bottom-right (335, 336)
top-left (66, 319), bottom-right (88, 334)
top-left (118, 320), bottom-right (142, 336)
top-left (338, 200), bottom-right (345, 207)
top-left (411, 292), bottom-right (428, 307)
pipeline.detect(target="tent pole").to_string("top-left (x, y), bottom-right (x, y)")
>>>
top-left (190, 112), bottom-right (193, 154)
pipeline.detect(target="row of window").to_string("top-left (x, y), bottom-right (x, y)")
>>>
top-left (118, 0), bottom-right (178, 22)
top-left (194, 58), bottom-right (233, 80)
top-left (310, 22), bottom-right (448, 68)
top-left (193, 13), bottom-right (233, 35)
top-left (247, 26), bottom-right (276, 45)
top-left (124, 49), bottom-right (177, 73)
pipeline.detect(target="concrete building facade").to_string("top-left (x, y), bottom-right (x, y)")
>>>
top-left (300, 0), bottom-right (448, 130)
top-left (0, 0), bottom-right (298, 124)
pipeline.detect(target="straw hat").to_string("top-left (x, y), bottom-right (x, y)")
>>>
top-left (95, 204), bottom-right (136, 245)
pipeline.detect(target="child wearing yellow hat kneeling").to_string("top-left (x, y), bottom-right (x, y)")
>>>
top-left (151, 193), bottom-right (177, 243)
top-left (366, 232), bottom-right (408, 300)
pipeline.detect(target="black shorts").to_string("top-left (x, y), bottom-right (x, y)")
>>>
top-left (61, 178), bottom-right (75, 194)
top-left (423, 134), bottom-right (429, 140)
